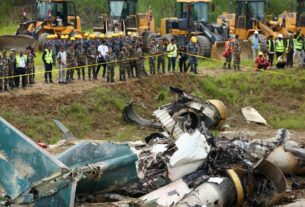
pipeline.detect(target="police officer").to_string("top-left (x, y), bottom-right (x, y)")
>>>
top-left (8, 49), bottom-right (16, 88)
top-left (137, 43), bottom-right (147, 77)
top-left (42, 44), bottom-right (54, 83)
top-left (119, 46), bottom-right (128, 81)
top-left (1, 51), bottom-right (10, 91)
top-left (149, 40), bottom-right (157, 75)
top-left (186, 37), bottom-right (199, 74)
top-left (275, 34), bottom-right (284, 59)
top-left (294, 31), bottom-right (304, 68)
top-left (267, 36), bottom-right (275, 66)
top-left (26, 47), bottom-right (35, 86)
top-left (66, 39), bottom-right (77, 83)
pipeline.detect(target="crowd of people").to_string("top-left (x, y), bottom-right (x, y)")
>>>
top-left (0, 32), bottom-right (203, 92)
top-left (252, 29), bottom-right (305, 70)
top-left (1, 29), bottom-right (303, 92)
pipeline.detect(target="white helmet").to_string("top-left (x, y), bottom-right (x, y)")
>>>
top-left (278, 34), bottom-right (283, 38)
top-left (254, 30), bottom-right (259, 35)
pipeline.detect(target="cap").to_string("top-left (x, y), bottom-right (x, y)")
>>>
top-left (278, 34), bottom-right (283, 38)
top-left (254, 30), bottom-right (259, 35)
top-left (70, 37), bottom-right (76, 41)
top-left (258, 51), bottom-right (263, 56)
top-left (191, 36), bottom-right (197, 43)
top-left (127, 31), bottom-right (132, 36)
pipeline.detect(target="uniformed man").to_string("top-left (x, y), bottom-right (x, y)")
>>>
top-left (0, 52), bottom-right (4, 92)
top-left (119, 46), bottom-right (128, 81)
top-left (126, 44), bottom-right (134, 78)
top-left (86, 41), bottom-right (97, 81)
top-left (131, 43), bottom-right (139, 77)
top-left (26, 47), bottom-right (35, 85)
top-left (232, 35), bottom-right (241, 71)
top-left (8, 49), bottom-right (16, 88)
top-left (1, 51), bottom-right (10, 91)
top-left (42, 44), bottom-right (54, 84)
top-left (107, 48), bottom-right (116, 83)
top-left (186, 37), bottom-right (199, 74)
top-left (275, 34), bottom-right (284, 59)
top-left (66, 40), bottom-right (77, 83)
top-left (149, 40), bottom-right (157, 75)
top-left (137, 43), bottom-right (147, 77)
top-left (157, 40), bottom-right (166, 74)
top-left (76, 43), bottom-right (86, 80)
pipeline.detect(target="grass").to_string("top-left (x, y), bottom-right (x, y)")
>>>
top-left (0, 24), bottom-right (18, 36)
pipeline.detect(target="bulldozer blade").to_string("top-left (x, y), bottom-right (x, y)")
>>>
top-left (211, 40), bottom-right (252, 60)
top-left (0, 35), bottom-right (38, 51)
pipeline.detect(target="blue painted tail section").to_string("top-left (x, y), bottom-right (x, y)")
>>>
top-left (0, 117), bottom-right (74, 206)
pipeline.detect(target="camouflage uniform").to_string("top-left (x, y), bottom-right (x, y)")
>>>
top-left (232, 39), bottom-right (241, 71)
top-left (157, 42), bottom-right (166, 74)
top-left (27, 53), bottom-right (35, 85)
top-left (76, 45), bottom-right (87, 80)
top-left (8, 52), bottom-right (15, 88)
top-left (149, 43), bottom-right (157, 75)
top-left (86, 44), bottom-right (97, 81)
top-left (137, 47), bottom-right (147, 77)
top-left (130, 45), bottom-right (138, 77)
top-left (126, 45), bottom-right (133, 78)
top-left (2, 53), bottom-right (10, 91)
top-left (107, 53), bottom-right (116, 83)
top-left (186, 42), bottom-right (199, 74)
top-left (119, 49), bottom-right (128, 81)
top-left (0, 55), bottom-right (3, 92)
top-left (66, 46), bottom-right (77, 83)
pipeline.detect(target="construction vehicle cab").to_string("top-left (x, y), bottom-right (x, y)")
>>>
top-left (93, 0), bottom-right (155, 36)
top-left (156, 0), bottom-right (229, 57)
top-left (0, 0), bottom-right (81, 50)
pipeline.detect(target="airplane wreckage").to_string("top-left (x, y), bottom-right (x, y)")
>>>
top-left (0, 87), bottom-right (305, 207)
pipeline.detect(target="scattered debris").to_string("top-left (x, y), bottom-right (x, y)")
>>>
top-left (0, 87), bottom-right (304, 207)
top-left (242, 107), bottom-right (268, 125)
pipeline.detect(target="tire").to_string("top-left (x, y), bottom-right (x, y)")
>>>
top-left (248, 34), bottom-right (268, 52)
top-left (196, 35), bottom-right (211, 57)
top-left (143, 31), bottom-right (156, 52)
top-left (38, 33), bottom-right (49, 47)
top-left (162, 34), bottom-right (175, 44)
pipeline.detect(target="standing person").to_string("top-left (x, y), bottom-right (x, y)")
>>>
top-left (57, 46), bottom-right (67, 84)
top-left (250, 30), bottom-right (260, 60)
top-left (86, 41), bottom-right (97, 81)
top-left (0, 53), bottom-right (3, 92)
top-left (223, 37), bottom-right (233, 69)
top-left (286, 34), bottom-right (294, 68)
top-left (137, 43), bottom-right (147, 77)
top-left (294, 32), bottom-right (303, 68)
top-left (96, 40), bottom-right (108, 79)
top-left (119, 46), bottom-right (128, 81)
top-left (106, 48), bottom-right (116, 83)
top-left (8, 49), bottom-right (16, 89)
top-left (1, 51), bottom-right (10, 92)
top-left (232, 35), bottom-right (241, 71)
top-left (267, 36), bottom-right (275, 67)
top-left (186, 37), bottom-right (199, 74)
top-left (42, 45), bottom-right (54, 83)
top-left (156, 40), bottom-right (165, 74)
top-left (126, 44), bottom-right (133, 78)
top-left (76, 43), bottom-right (86, 80)
top-left (178, 45), bottom-right (188, 73)
top-left (148, 40), bottom-right (157, 75)
top-left (26, 47), bottom-right (35, 86)
top-left (167, 39), bottom-right (178, 72)
top-left (66, 43), bottom-right (77, 83)
top-left (15, 50), bottom-right (28, 89)
top-left (131, 43), bottom-right (138, 77)
top-left (275, 34), bottom-right (284, 59)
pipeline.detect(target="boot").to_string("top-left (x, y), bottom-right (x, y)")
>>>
top-left (223, 63), bottom-right (227, 69)
top-left (228, 64), bottom-right (231, 69)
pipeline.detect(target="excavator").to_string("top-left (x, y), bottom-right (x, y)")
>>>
top-left (0, 0), bottom-right (81, 50)
top-left (93, 0), bottom-right (155, 36)
top-left (144, 0), bottom-right (230, 57)
top-left (217, 0), bottom-right (289, 52)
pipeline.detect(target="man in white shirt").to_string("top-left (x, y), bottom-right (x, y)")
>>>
top-left (57, 46), bottom-right (67, 84)
top-left (95, 41), bottom-right (108, 79)
top-left (14, 50), bottom-right (28, 89)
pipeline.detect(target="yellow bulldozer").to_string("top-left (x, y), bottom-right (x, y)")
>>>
top-left (0, 0), bottom-right (81, 50)
top-left (93, 0), bottom-right (155, 36)
top-left (217, 0), bottom-right (289, 52)
top-left (144, 0), bottom-right (231, 58)
top-left (277, 0), bottom-right (305, 34)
